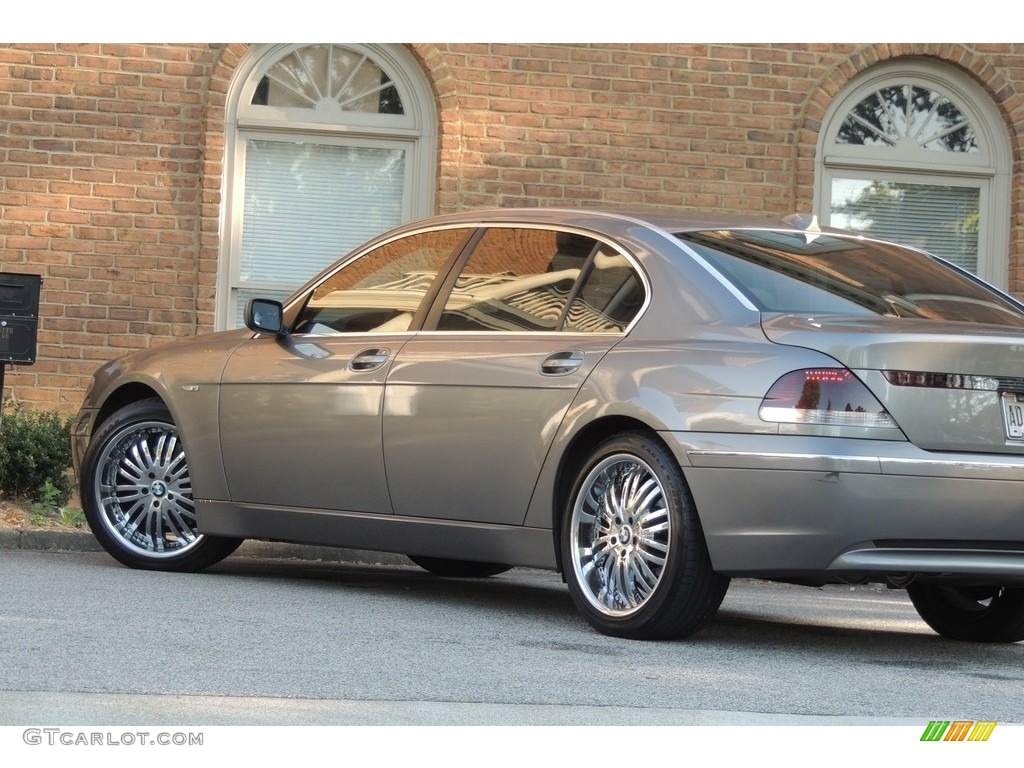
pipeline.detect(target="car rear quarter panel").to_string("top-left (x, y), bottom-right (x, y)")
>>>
top-left (523, 329), bottom-right (844, 530)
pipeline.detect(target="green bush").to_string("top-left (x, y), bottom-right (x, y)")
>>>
top-left (0, 398), bottom-right (73, 506)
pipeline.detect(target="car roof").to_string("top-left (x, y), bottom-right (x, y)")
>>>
top-left (405, 206), bottom-right (823, 236)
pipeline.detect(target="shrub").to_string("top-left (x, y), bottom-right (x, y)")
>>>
top-left (0, 397), bottom-right (74, 506)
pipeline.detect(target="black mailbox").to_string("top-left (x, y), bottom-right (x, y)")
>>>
top-left (0, 273), bottom-right (41, 364)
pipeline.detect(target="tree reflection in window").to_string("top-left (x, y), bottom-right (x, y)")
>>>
top-left (832, 180), bottom-right (979, 271)
top-left (837, 84), bottom-right (977, 152)
top-left (251, 44), bottom-right (404, 115)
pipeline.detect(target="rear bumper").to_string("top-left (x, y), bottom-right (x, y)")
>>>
top-left (664, 433), bottom-right (1024, 583)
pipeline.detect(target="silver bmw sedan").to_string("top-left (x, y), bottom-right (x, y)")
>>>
top-left (72, 208), bottom-right (1024, 642)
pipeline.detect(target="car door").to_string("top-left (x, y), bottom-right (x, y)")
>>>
top-left (218, 226), bottom-right (473, 513)
top-left (383, 225), bottom-right (647, 526)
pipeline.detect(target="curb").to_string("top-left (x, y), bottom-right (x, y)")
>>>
top-left (0, 527), bottom-right (412, 567)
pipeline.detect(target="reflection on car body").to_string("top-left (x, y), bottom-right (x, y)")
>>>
top-left (73, 208), bottom-right (1024, 642)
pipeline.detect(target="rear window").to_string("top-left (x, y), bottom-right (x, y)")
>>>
top-left (677, 229), bottom-right (1024, 327)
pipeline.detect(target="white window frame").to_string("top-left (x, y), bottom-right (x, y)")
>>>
top-left (815, 59), bottom-right (1011, 289)
top-left (217, 44), bottom-right (437, 330)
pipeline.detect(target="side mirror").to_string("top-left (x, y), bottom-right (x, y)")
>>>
top-left (244, 298), bottom-right (286, 336)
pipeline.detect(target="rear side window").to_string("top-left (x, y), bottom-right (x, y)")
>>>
top-left (436, 228), bottom-right (597, 332)
top-left (679, 229), bottom-right (1024, 327)
top-left (433, 227), bottom-right (647, 333)
top-left (565, 247), bottom-right (645, 332)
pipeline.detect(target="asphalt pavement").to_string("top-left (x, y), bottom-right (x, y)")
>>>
top-left (0, 519), bottom-right (411, 566)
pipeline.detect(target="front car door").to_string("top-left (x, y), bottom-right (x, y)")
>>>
top-left (218, 226), bottom-right (474, 513)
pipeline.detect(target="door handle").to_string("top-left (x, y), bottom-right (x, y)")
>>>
top-left (350, 348), bottom-right (391, 371)
top-left (540, 350), bottom-right (584, 375)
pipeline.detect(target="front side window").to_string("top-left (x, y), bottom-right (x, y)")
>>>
top-left (294, 228), bottom-right (471, 334)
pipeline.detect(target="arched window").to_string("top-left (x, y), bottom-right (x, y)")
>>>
top-left (217, 44), bottom-right (437, 328)
top-left (816, 60), bottom-right (1011, 288)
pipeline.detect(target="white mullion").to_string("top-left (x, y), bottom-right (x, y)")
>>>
top-left (910, 91), bottom-right (943, 144)
top-left (925, 119), bottom-right (972, 147)
top-left (334, 53), bottom-right (369, 103)
top-left (294, 49), bottom-right (324, 103)
top-left (264, 70), bottom-right (317, 108)
top-left (849, 113), bottom-right (895, 146)
top-left (876, 87), bottom-right (905, 141)
top-left (339, 82), bottom-right (393, 112)
top-left (903, 85), bottom-right (912, 139)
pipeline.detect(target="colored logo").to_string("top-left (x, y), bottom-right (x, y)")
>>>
top-left (921, 721), bottom-right (997, 742)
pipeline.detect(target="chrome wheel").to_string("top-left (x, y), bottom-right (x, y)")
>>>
top-left (570, 453), bottom-right (672, 617)
top-left (82, 399), bottom-right (242, 572)
top-left (92, 419), bottom-right (202, 558)
top-left (562, 432), bottom-right (728, 639)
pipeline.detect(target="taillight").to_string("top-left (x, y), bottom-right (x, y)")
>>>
top-left (760, 368), bottom-right (897, 428)
top-left (882, 370), bottom-right (999, 391)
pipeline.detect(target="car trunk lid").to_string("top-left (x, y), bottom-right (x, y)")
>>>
top-left (762, 313), bottom-right (1024, 454)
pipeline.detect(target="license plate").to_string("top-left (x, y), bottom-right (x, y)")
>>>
top-left (1001, 393), bottom-right (1024, 440)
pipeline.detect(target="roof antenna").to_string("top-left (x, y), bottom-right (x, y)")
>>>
top-left (782, 212), bottom-right (821, 243)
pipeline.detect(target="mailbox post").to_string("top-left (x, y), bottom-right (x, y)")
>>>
top-left (0, 273), bottom-right (42, 403)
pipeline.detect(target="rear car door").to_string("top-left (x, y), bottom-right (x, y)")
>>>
top-left (383, 225), bottom-right (647, 525)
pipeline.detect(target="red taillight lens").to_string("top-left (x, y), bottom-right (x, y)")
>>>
top-left (760, 368), bottom-right (897, 428)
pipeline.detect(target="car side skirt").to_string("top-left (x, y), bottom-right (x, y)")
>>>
top-left (196, 501), bottom-right (559, 570)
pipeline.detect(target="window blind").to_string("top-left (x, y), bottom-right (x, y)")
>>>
top-left (830, 179), bottom-right (979, 273)
top-left (239, 139), bottom-right (406, 286)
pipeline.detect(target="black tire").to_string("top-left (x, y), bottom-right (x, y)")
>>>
top-left (81, 398), bottom-right (243, 572)
top-left (408, 555), bottom-right (512, 578)
top-left (906, 582), bottom-right (1024, 643)
top-left (561, 431), bottom-right (729, 640)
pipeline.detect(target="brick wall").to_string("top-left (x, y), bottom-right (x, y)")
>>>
top-left (2, 42), bottom-right (1024, 412)
top-left (0, 44), bottom-right (220, 410)
top-left (430, 43), bottom-right (817, 213)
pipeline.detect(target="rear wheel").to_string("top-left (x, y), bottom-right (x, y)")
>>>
top-left (408, 556), bottom-right (512, 578)
top-left (562, 432), bottom-right (728, 640)
top-left (906, 583), bottom-right (1024, 643)
top-left (81, 398), bottom-right (243, 572)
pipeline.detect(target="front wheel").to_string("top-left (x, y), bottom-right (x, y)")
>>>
top-left (906, 582), bottom-right (1024, 643)
top-left (562, 432), bottom-right (729, 640)
top-left (81, 398), bottom-right (243, 572)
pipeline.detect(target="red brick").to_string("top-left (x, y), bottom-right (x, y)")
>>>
top-left (1, 41), bottom-right (1022, 413)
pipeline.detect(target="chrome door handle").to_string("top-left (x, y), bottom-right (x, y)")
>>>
top-left (350, 348), bottom-right (391, 371)
top-left (540, 350), bottom-right (584, 375)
